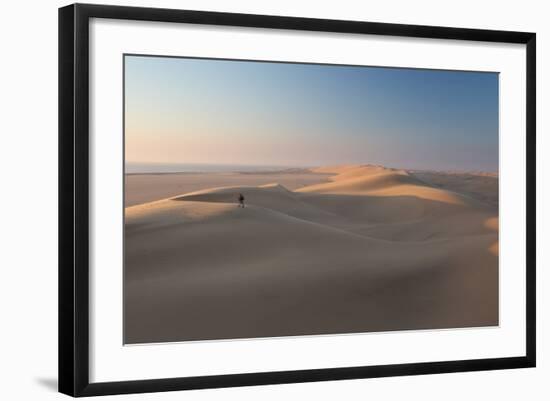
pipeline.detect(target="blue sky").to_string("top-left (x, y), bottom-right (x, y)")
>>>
top-left (125, 55), bottom-right (499, 171)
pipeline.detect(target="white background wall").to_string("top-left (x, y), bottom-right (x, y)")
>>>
top-left (0, 0), bottom-right (546, 399)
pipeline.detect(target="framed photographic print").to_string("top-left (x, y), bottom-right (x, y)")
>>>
top-left (58, 3), bottom-right (536, 397)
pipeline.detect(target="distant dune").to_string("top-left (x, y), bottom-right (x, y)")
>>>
top-left (124, 165), bottom-right (498, 344)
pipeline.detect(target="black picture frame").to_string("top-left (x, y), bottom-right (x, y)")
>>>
top-left (59, 3), bottom-right (536, 397)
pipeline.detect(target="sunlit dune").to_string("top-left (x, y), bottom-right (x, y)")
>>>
top-left (298, 166), bottom-right (476, 207)
top-left (298, 168), bottom-right (418, 193)
top-left (309, 165), bottom-right (363, 175)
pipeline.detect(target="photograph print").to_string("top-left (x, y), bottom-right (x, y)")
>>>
top-left (123, 55), bottom-right (499, 344)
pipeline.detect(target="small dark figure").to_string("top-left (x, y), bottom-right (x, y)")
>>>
top-left (238, 193), bottom-right (245, 208)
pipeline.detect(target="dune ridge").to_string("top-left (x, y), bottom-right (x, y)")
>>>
top-left (125, 165), bottom-right (498, 344)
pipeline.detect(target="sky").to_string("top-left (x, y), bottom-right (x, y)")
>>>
top-left (125, 55), bottom-right (499, 172)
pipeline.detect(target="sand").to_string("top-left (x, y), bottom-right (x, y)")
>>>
top-left (124, 165), bottom-right (498, 344)
top-left (125, 169), bottom-right (330, 207)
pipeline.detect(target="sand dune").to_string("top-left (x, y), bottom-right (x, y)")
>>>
top-left (124, 165), bottom-right (498, 344)
top-left (125, 170), bottom-right (330, 207)
top-left (410, 170), bottom-right (499, 207)
top-left (298, 166), bottom-right (476, 206)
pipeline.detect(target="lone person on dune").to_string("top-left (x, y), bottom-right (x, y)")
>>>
top-left (238, 193), bottom-right (245, 208)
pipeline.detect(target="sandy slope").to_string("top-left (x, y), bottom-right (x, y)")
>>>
top-left (410, 170), bottom-right (499, 207)
top-left (124, 165), bottom-right (498, 343)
